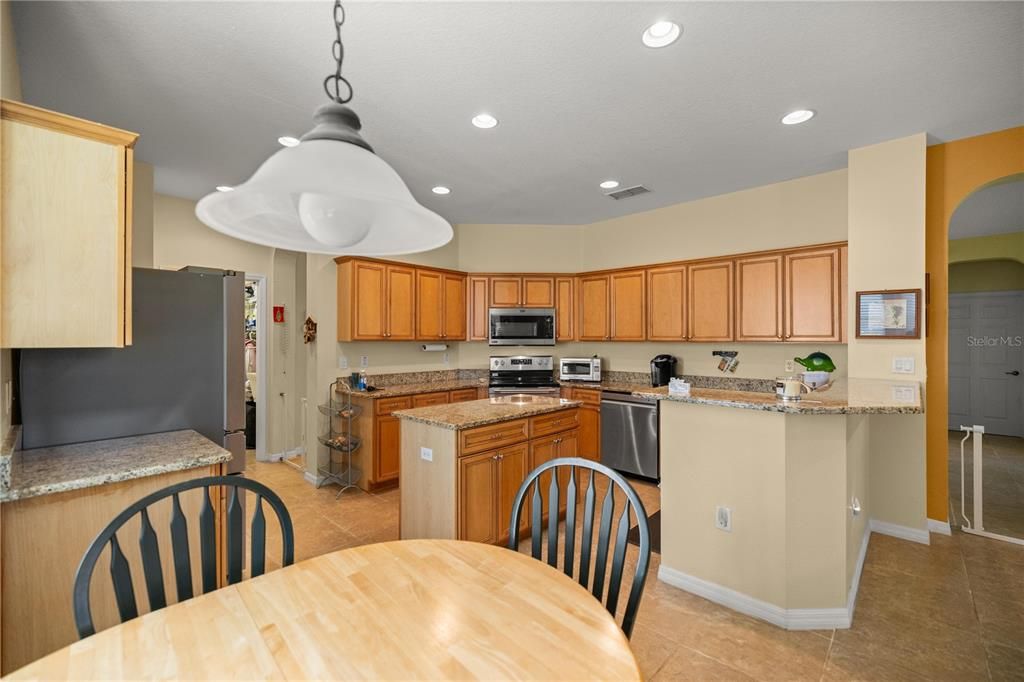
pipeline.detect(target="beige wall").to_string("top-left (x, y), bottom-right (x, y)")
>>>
top-left (660, 401), bottom-right (851, 611)
top-left (847, 133), bottom-right (928, 532)
top-left (1, 0), bottom-right (19, 438)
top-left (457, 223), bottom-right (584, 273)
top-left (583, 170), bottom-right (848, 270)
top-left (131, 161), bottom-right (154, 267)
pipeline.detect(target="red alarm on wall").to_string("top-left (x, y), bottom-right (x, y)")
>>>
top-left (273, 306), bottom-right (285, 323)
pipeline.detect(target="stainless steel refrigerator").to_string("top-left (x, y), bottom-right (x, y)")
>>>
top-left (19, 267), bottom-right (247, 474)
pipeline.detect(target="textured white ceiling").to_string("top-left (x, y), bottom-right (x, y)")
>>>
top-left (949, 177), bottom-right (1024, 240)
top-left (12, 1), bottom-right (1024, 225)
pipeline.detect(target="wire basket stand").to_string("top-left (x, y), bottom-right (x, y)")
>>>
top-left (317, 379), bottom-right (362, 497)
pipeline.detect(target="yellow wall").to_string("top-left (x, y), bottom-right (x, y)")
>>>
top-left (949, 231), bottom-right (1024, 265)
top-left (949, 259), bottom-right (1024, 293)
top-left (847, 133), bottom-right (928, 532)
top-left (925, 126), bottom-right (1024, 522)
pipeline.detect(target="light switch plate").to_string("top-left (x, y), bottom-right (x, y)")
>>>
top-left (715, 506), bottom-right (732, 532)
top-left (420, 447), bottom-right (433, 462)
top-left (338, 356), bottom-right (348, 369)
top-left (360, 355), bottom-right (368, 368)
top-left (892, 356), bottom-right (915, 374)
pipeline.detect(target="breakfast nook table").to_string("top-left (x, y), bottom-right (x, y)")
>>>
top-left (7, 539), bottom-right (641, 680)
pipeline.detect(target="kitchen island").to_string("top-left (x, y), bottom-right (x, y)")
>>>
top-left (652, 378), bottom-right (923, 630)
top-left (396, 396), bottom-right (582, 545)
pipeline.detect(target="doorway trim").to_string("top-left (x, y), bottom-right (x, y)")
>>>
top-left (924, 125), bottom-right (1024, 522)
top-left (247, 273), bottom-right (269, 460)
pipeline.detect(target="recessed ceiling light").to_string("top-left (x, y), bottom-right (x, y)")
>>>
top-left (471, 113), bottom-right (498, 129)
top-left (432, 186), bottom-right (451, 195)
top-left (216, 186), bottom-right (234, 192)
top-left (599, 180), bottom-right (620, 190)
top-left (642, 21), bottom-right (681, 48)
top-left (781, 109), bottom-right (815, 125)
top-left (278, 136), bottom-right (300, 147)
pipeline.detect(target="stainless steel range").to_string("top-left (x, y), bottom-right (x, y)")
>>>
top-left (488, 355), bottom-right (562, 398)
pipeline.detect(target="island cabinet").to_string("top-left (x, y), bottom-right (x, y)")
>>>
top-left (1, 99), bottom-right (138, 348)
top-left (399, 406), bottom-right (581, 546)
top-left (577, 269), bottom-right (646, 341)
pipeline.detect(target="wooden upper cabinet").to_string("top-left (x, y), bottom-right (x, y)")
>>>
top-left (647, 265), bottom-right (686, 341)
top-left (348, 260), bottom-right (386, 340)
top-left (839, 245), bottom-right (849, 343)
top-left (489, 277), bottom-right (522, 307)
top-left (2, 100), bottom-right (137, 348)
top-left (467, 276), bottom-right (489, 341)
top-left (415, 269), bottom-right (443, 340)
top-left (610, 269), bottom-right (646, 341)
top-left (688, 260), bottom-right (734, 342)
top-left (735, 255), bottom-right (783, 342)
top-left (555, 277), bottom-right (575, 341)
top-left (785, 247), bottom-right (841, 342)
top-left (577, 275), bottom-right (611, 341)
top-left (443, 273), bottom-right (467, 340)
top-left (522, 277), bottom-right (555, 308)
top-left (385, 265), bottom-right (416, 340)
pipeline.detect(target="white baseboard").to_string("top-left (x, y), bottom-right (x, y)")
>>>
top-left (869, 519), bottom-right (930, 545)
top-left (303, 471), bottom-right (325, 487)
top-left (927, 518), bottom-right (952, 536)
top-left (846, 526), bottom-right (871, 625)
top-left (258, 446), bottom-right (305, 463)
top-left (657, 565), bottom-right (851, 630)
top-left (658, 527), bottom-right (873, 631)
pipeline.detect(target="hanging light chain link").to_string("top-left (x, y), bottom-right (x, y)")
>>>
top-left (323, 0), bottom-right (353, 104)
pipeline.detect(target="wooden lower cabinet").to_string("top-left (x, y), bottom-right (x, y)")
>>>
top-left (568, 387), bottom-right (601, 461)
top-left (412, 391), bottom-right (449, 408)
top-left (375, 415), bottom-right (402, 484)
top-left (0, 464), bottom-right (222, 674)
top-left (457, 442), bottom-right (530, 546)
top-left (449, 387), bottom-right (480, 403)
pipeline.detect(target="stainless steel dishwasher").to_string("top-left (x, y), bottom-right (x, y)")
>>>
top-left (600, 390), bottom-right (659, 479)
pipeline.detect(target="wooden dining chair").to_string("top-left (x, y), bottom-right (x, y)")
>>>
top-left (73, 475), bottom-right (294, 638)
top-left (508, 457), bottom-right (651, 637)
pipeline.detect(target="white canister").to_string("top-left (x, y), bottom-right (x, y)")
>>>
top-left (801, 371), bottom-right (832, 390)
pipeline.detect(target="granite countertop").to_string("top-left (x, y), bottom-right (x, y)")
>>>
top-left (1, 430), bottom-right (232, 503)
top-left (559, 379), bottom-right (653, 393)
top-left (0, 425), bottom-right (21, 496)
top-left (634, 378), bottom-right (923, 415)
top-left (339, 379), bottom-right (488, 399)
top-left (394, 396), bottom-right (582, 430)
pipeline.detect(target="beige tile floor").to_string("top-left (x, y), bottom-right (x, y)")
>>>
top-left (247, 453), bottom-right (1024, 681)
top-left (948, 431), bottom-right (1024, 539)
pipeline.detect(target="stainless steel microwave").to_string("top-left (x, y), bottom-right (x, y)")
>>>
top-left (559, 357), bottom-right (602, 382)
top-left (488, 308), bottom-right (556, 346)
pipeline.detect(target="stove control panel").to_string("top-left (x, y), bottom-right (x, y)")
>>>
top-left (489, 355), bottom-right (554, 372)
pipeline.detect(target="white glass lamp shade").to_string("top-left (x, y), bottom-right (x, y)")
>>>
top-left (196, 140), bottom-right (452, 255)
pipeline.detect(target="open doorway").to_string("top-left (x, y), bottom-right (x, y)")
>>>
top-left (244, 275), bottom-right (268, 460)
top-left (946, 177), bottom-right (1024, 543)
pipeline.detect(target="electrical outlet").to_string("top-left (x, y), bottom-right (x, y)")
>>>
top-left (891, 356), bottom-right (915, 374)
top-left (420, 446), bottom-right (433, 462)
top-left (338, 356), bottom-right (348, 369)
top-left (715, 506), bottom-right (732, 532)
top-left (360, 355), bottom-right (368, 368)
top-left (443, 352), bottom-right (450, 364)
top-left (784, 360), bottom-right (795, 373)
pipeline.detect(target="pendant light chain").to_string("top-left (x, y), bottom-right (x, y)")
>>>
top-left (323, 0), bottom-right (353, 104)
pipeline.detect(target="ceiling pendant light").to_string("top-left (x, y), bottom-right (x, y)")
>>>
top-left (196, 0), bottom-right (452, 255)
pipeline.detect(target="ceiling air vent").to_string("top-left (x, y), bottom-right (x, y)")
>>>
top-left (605, 185), bottom-right (650, 200)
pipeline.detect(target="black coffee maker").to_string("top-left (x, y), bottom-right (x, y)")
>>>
top-left (650, 354), bottom-right (676, 387)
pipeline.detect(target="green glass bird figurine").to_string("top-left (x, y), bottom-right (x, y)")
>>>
top-left (794, 352), bottom-right (836, 373)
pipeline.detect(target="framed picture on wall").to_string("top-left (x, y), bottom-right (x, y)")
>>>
top-left (855, 289), bottom-right (922, 339)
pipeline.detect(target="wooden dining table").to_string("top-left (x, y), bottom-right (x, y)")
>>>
top-left (7, 539), bottom-right (641, 680)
